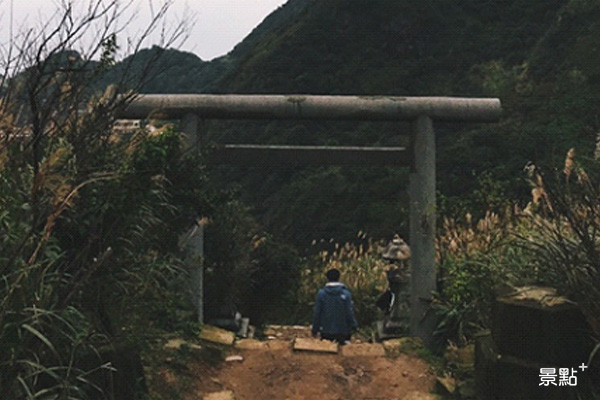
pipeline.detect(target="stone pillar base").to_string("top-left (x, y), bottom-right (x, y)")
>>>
top-left (375, 319), bottom-right (409, 341)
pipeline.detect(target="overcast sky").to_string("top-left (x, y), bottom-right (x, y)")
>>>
top-left (1, 0), bottom-right (288, 61)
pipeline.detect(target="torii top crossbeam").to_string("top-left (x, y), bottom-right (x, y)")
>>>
top-left (119, 94), bottom-right (501, 122)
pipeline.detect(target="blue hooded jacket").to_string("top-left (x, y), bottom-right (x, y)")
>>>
top-left (312, 282), bottom-right (358, 336)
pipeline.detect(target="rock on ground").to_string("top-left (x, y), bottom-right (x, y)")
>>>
top-left (199, 325), bottom-right (236, 346)
top-left (293, 338), bottom-right (338, 354)
top-left (204, 390), bottom-right (235, 400)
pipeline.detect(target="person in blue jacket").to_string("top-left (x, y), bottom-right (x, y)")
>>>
top-left (311, 268), bottom-right (358, 344)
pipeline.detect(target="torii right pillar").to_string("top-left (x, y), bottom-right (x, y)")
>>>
top-left (409, 115), bottom-right (437, 346)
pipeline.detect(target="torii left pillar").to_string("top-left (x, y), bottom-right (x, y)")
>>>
top-left (179, 113), bottom-right (204, 324)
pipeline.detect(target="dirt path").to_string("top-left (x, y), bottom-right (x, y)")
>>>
top-left (185, 326), bottom-right (437, 400)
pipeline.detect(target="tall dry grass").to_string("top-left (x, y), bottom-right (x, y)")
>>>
top-left (517, 149), bottom-right (600, 339)
top-left (434, 205), bottom-right (540, 344)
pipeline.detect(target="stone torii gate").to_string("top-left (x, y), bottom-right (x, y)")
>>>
top-left (118, 94), bottom-right (502, 345)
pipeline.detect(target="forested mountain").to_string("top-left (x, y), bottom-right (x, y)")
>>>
top-left (111, 0), bottom-right (600, 248)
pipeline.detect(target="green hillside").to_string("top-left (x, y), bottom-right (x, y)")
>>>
top-left (217, 0), bottom-right (564, 95)
top-left (117, 0), bottom-right (600, 248)
top-left (95, 46), bottom-right (228, 93)
top-left (96, 0), bottom-right (311, 94)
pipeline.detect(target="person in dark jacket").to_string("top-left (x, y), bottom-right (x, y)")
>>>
top-left (311, 268), bottom-right (358, 344)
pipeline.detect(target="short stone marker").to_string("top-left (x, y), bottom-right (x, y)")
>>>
top-left (225, 355), bottom-right (244, 362)
top-left (234, 339), bottom-right (266, 350)
top-left (293, 338), bottom-right (338, 354)
top-left (204, 390), bottom-right (235, 400)
top-left (237, 317), bottom-right (250, 338)
top-left (340, 343), bottom-right (385, 357)
top-left (199, 325), bottom-right (236, 346)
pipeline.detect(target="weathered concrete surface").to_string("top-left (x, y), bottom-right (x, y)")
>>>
top-left (204, 390), bottom-right (235, 400)
top-left (234, 339), bottom-right (267, 350)
top-left (340, 343), bottom-right (385, 357)
top-left (409, 115), bottom-right (438, 346)
top-left (199, 325), bottom-right (236, 346)
top-left (293, 338), bottom-right (338, 354)
top-left (119, 94), bottom-right (502, 123)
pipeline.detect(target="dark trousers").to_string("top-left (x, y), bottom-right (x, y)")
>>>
top-left (320, 333), bottom-right (351, 344)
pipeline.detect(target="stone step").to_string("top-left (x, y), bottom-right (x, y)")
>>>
top-left (199, 325), bottom-right (236, 346)
top-left (293, 338), bottom-right (338, 354)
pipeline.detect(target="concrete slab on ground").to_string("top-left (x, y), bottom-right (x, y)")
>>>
top-left (199, 325), bottom-right (236, 346)
top-left (204, 390), bottom-right (235, 400)
top-left (293, 338), bottom-right (338, 354)
top-left (340, 343), bottom-right (385, 357)
top-left (235, 339), bottom-right (266, 350)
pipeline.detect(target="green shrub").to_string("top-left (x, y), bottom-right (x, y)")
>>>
top-left (434, 208), bottom-right (539, 347)
top-left (517, 152), bottom-right (600, 339)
